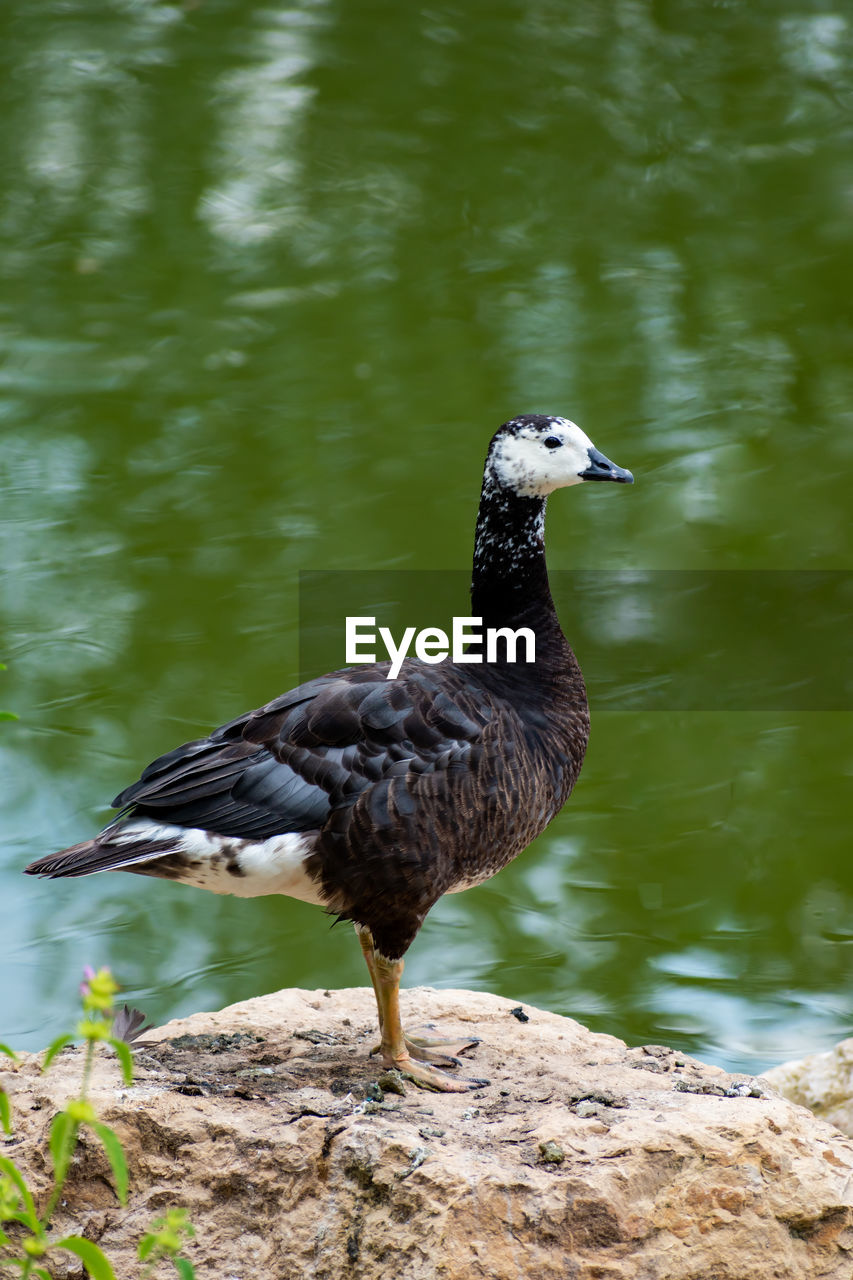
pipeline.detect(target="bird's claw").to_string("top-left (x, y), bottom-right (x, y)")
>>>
top-left (371, 1026), bottom-right (480, 1068)
top-left (379, 1051), bottom-right (486, 1093)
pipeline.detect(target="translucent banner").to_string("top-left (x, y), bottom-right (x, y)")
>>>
top-left (298, 570), bottom-right (853, 710)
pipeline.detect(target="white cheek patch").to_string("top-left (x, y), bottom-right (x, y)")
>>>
top-left (490, 421), bottom-right (594, 496)
top-left (489, 435), bottom-right (541, 495)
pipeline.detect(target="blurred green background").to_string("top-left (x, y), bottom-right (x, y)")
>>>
top-left (2, 0), bottom-right (853, 1071)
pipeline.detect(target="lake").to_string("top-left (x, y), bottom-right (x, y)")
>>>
top-left (2, 0), bottom-right (852, 1073)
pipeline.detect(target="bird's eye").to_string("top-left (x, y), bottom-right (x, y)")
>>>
top-left (543, 436), bottom-right (562, 449)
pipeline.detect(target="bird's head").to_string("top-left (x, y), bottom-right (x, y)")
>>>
top-left (486, 414), bottom-right (633, 497)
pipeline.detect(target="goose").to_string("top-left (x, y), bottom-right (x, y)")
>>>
top-left (26, 414), bottom-right (633, 1092)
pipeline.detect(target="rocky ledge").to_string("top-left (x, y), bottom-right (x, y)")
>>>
top-left (3, 987), bottom-right (853, 1279)
top-left (766, 1039), bottom-right (853, 1140)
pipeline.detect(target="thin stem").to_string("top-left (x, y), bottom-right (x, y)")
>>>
top-left (79, 1040), bottom-right (95, 1103)
top-left (40, 1039), bottom-right (94, 1230)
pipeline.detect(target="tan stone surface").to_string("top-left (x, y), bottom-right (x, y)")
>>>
top-left (3, 987), bottom-right (853, 1279)
top-left (766, 1038), bottom-right (853, 1138)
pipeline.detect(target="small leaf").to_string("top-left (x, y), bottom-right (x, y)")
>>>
top-left (107, 1036), bottom-right (134, 1086)
top-left (66, 1100), bottom-right (96, 1125)
top-left (0, 1042), bottom-right (18, 1061)
top-left (3, 1211), bottom-right (38, 1229)
top-left (90, 1121), bottom-right (129, 1205)
top-left (76, 1018), bottom-right (109, 1042)
top-left (55, 1236), bottom-right (117, 1280)
top-left (42, 1033), bottom-right (74, 1072)
top-left (173, 1259), bottom-right (196, 1279)
top-left (0, 1088), bottom-right (10, 1134)
top-left (0, 1157), bottom-right (39, 1231)
top-left (49, 1111), bottom-right (77, 1183)
top-left (138, 1233), bottom-right (156, 1261)
top-left (0, 712), bottom-right (19, 722)
top-left (79, 968), bottom-right (119, 1017)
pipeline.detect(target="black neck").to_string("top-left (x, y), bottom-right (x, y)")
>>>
top-left (470, 474), bottom-right (566, 649)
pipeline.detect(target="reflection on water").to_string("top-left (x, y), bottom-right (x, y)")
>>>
top-left (2, 1), bottom-right (852, 1070)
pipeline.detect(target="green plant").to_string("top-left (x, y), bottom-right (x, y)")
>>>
top-left (0, 1042), bottom-right (16, 1136)
top-left (139, 1209), bottom-right (196, 1279)
top-left (0, 662), bottom-right (18, 722)
top-left (0, 969), bottom-right (196, 1278)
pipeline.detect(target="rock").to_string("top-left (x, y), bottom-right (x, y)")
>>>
top-left (3, 987), bottom-right (853, 1279)
top-left (765, 1038), bottom-right (853, 1138)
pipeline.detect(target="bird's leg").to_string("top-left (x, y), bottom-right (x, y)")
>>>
top-left (371, 950), bottom-right (483, 1092)
top-left (355, 924), bottom-right (478, 1067)
top-left (355, 924), bottom-right (383, 1031)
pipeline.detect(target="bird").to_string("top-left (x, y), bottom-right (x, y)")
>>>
top-left (26, 414), bottom-right (633, 1092)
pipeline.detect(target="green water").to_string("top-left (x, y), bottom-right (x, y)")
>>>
top-left (2, 1), bottom-right (853, 1072)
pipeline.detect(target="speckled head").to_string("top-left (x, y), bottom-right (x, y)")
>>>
top-left (486, 414), bottom-right (633, 498)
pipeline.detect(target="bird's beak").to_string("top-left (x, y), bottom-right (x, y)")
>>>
top-left (581, 447), bottom-right (634, 484)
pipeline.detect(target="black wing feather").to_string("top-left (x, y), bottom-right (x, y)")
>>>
top-left (97, 665), bottom-right (486, 846)
top-left (27, 655), bottom-right (563, 956)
